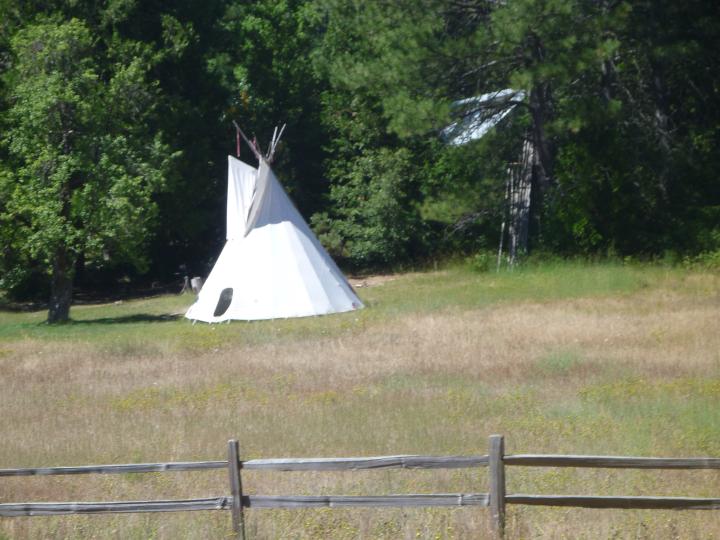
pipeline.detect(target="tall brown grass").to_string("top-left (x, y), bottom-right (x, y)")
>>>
top-left (0, 270), bottom-right (718, 538)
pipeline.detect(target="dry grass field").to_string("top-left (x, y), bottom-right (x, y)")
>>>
top-left (0, 261), bottom-right (719, 539)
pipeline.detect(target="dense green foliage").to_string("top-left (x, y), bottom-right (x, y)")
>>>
top-left (1, 8), bottom-right (174, 320)
top-left (1, 1), bottom-right (718, 318)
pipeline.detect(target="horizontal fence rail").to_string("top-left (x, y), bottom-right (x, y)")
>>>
top-left (244, 455), bottom-right (489, 471)
top-left (504, 454), bottom-right (720, 469)
top-left (505, 495), bottom-right (720, 510)
top-left (243, 493), bottom-right (490, 509)
top-left (0, 498), bottom-right (231, 517)
top-left (1, 436), bottom-right (718, 539)
top-left (0, 461), bottom-right (228, 477)
top-left (0, 493), bottom-right (490, 518)
top-left (0, 455), bottom-right (488, 477)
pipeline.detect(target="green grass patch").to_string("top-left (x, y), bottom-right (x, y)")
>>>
top-left (0, 259), bottom-right (676, 347)
top-left (370, 259), bottom-right (664, 314)
top-left (536, 348), bottom-right (586, 375)
top-left (577, 378), bottom-right (720, 454)
top-left (0, 262), bottom-right (648, 346)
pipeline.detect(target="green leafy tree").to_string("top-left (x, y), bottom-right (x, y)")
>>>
top-left (314, 0), bottom-right (720, 258)
top-left (211, 0), bottom-right (328, 212)
top-left (312, 146), bottom-right (420, 267)
top-left (1, 17), bottom-right (172, 322)
top-left (311, 0), bottom-right (605, 258)
top-left (305, 3), bottom-right (429, 267)
top-left (546, 0), bottom-right (720, 255)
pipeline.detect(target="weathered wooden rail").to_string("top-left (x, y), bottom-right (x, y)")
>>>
top-left (1, 435), bottom-right (719, 538)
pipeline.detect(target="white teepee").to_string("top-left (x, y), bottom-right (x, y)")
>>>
top-left (185, 154), bottom-right (363, 322)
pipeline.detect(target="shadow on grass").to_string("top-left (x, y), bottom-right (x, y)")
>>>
top-left (70, 313), bottom-right (182, 325)
top-left (0, 283), bottom-right (183, 313)
top-left (0, 300), bottom-right (45, 313)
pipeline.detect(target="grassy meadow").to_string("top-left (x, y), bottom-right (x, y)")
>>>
top-left (0, 261), bottom-right (719, 539)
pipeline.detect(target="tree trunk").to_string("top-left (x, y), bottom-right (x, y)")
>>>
top-left (525, 80), bottom-right (556, 255)
top-left (650, 61), bottom-right (671, 199)
top-left (600, 59), bottom-right (616, 104)
top-left (47, 246), bottom-right (74, 324)
top-left (646, 4), bottom-right (672, 200)
top-left (508, 138), bottom-right (535, 265)
top-left (48, 127), bottom-right (75, 324)
top-left (529, 83), bottom-right (554, 191)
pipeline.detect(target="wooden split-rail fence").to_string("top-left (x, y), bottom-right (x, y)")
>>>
top-left (1, 435), bottom-right (719, 538)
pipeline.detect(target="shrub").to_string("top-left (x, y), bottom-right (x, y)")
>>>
top-left (466, 250), bottom-right (495, 273)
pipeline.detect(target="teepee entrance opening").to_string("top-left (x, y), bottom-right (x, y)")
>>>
top-left (213, 288), bottom-right (234, 317)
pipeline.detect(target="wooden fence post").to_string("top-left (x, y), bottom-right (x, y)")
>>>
top-left (489, 435), bottom-right (506, 539)
top-left (227, 440), bottom-right (246, 540)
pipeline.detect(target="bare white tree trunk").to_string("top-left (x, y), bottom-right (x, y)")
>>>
top-left (507, 138), bottom-right (535, 266)
top-left (497, 171), bottom-right (511, 271)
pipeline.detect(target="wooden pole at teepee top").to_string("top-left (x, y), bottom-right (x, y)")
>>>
top-left (267, 123), bottom-right (286, 163)
top-left (232, 121), bottom-right (287, 165)
top-left (267, 126), bottom-right (278, 158)
top-left (232, 121), bottom-right (262, 161)
top-left (232, 121), bottom-right (286, 164)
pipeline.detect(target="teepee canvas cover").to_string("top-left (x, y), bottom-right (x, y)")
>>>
top-left (186, 156), bottom-right (363, 322)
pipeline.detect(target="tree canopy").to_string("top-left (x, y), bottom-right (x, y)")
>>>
top-left (1, 0), bottom-right (719, 320)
